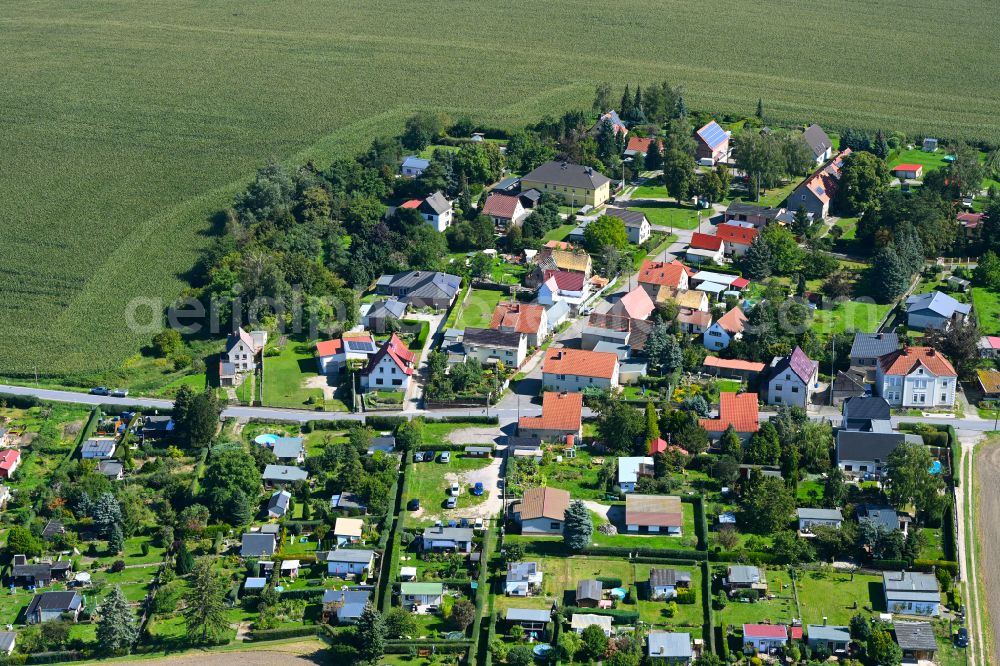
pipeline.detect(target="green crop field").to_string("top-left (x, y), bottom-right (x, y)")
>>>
top-left (5, 0), bottom-right (1000, 378)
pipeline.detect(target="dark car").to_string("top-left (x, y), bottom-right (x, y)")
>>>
top-left (90, 387), bottom-right (110, 396)
top-left (955, 627), bottom-right (969, 648)
top-left (407, 499), bottom-right (420, 511)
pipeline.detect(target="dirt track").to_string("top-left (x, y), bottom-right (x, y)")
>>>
top-left (974, 440), bottom-right (1000, 664)
top-left (103, 641), bottom-right (326, 666)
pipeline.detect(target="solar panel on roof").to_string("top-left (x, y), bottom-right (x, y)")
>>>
top-left (347, 340), bottom-right (375, 352)
top-left (698, 122), bottom-right (727, 149)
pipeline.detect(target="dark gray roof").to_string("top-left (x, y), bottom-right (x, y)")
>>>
top-left (576, 579), bottom-right (603, 601)
top-left (267, 490), bottom-right (291, 514)
top-left (81, 438), bottom-right (116, 456)
top-left (367, 299), bottom-right (407, 319)
top-left (26, 591), bottom-right (82, 615)
top-left (523, 161), bottom-right (612, 190)
top-left (330, 492), bottom-right (367, 511)
top-left (725, 201), bottom-right (782, 218)
top-left (41, 520), bottom-right (65, 539)
top-left (797, 508), bottom-right (843, 521)
top-left (519, 189), bottom-right (542, 204)
top-left (850, 332), bottom-right (898, 359)
top-left (12, 564), bottom-right (53, 580)
top-left (493, 177), bottom-right (520, 192)
top-left (604, 207), bottom-right (648, 228)
top-left (857, 505), bottom-right (905, 531)
top-left (836, 430), bottom-right (903, 463)
top-left (842, 396), bottom-right (890, 423)
top-left (463, 327), bottom-right (523, 349)
top-left (893, 621), bottom-right (937, 651)
top-left (380, 271), bottom-right (461, 301)
top-left (368, 436), bottom-right (396, 454)
top-left (421, 191), bottom-right (452, 215)
top-left (262, 465), bottom-right (308, 482)
top-left (241, 533), bottom-right (277, 557)
top-left (97, 460), bottom-right (124, 478)
top-left (649, 568), bottom-right (691, 587)
top-left (803, 124), bottom-right (832, 158)
top-left (905, 291), bottom-right (971, 318)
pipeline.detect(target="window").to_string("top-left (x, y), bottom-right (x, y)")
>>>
top-left (785, 373), bottom-right (791, 380)
top-left (791, 386), bottom-right (799, 393)
top-left (550, 522), bottom-right (561, 530)
top-left (392, 379), bottom-right (402, 386)
top-left (376, 378), bottom-right (383, 385)
top-left (844, 465), bottom-right (853, 471)
top-left (775, 384), bottom-right (783, 391)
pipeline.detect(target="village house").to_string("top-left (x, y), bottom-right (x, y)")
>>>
top-left (858, 504), bottom-right (912, 536)
top-left (836, 430), bottom-right (907, 477)
top-left (537, 270), bottom-right (587, 306)
top-left (703, 307), bottom-right (748, 351)
top-left (883, 571), bottom-right (940, 616)
top-left (97, 459), bottom-right (124, 480)
top-left (699, 392), bottom-right (759, 441)
top-left (624, 135), bottom-right (662, 159)
top-left (241, 531), bottom-right (277, 557)
top-left (592, 110), bottom-right (628, 137)
top-left (686, 232), bottom-right (725, 264)
top-left (505, 561), bottom-right (544, 596)
top-left (647, 631), bottom-right (693, 664)
top-left (399, 155), bottom-right (429, 177)
top-left (482, 192), bottom-right (528, 231)
top-left (315, 333), bottom-right (378, 375)
top-left (677, 308), bottom-right (713, 335)
top-left (375, 271), bottom-right (461, 310)
top-left (530, 247), bottom-right (594, 285)
top-left (0, 450), bottom-right (21, 479)
top-left (789, 148), bottom-right (851, 220)
top-left (362, 299), bottom-right (407, 333)
top-left (694, 121), bottom-right (730, 164)
top-left (904, 291), bottom-right (971, 330)
top-left (797, 508), bottom-right (844, 533)
top-left (610, 286), bottom-right (656, 321)
top-left (421, 526), bottom-right (475, 553)
top-left (743, 624), bottom-right (787, 652)
top-left (723, 202), bottom-right (784, 228)
top-left (618, 456), bottom-right (654, 493)
top-left (326, 549), bottom-right (375, 577)
top-left (626, 494), bottom-right (683, 534)
top-left (407, 191), bottom-right (453, 232)
top-left (604, 208), bottom-right (651, 244)
top-left (517, 391), bottom-right (583, 442)
top-left (715, 223), bottom-right (760, 256)
top-left (978, 368), bottom-right (1000, 400)
top-left (765, 346), bottom-right (819, 407)
top-left (892, 163), bottom-right (924, 180)
top-left (803, 124), bottom-right (833, 164)
top-left (262, 464), bottom-right (309, 486)
top-left (360, 334), bottom-right (416, 392)
top-left (462, 327), bottom-right (527, 369)
top-left (25, 591), bottom-right (84, 624)
top-left (582, 313), bottom-right (653, 355)
top-left (638, 260), bottom-right (691, 292)
top-left (841, 395), bottom-right (891, 431)
top-left (491, 302), bottom-right (548, 347)
top-left (221, 327), bottom-right (267, 384)
top-left (513, 486), bottom-right (571, 534)
top-left (520, 160), bottom-right (612, 208)
top-left (850, 332), bottom-right (899, 369)
top-left (648, 568), bottom-right (692, 600)
top-left (542, 348), bottom-right (619, 392)
top-left (875, 346), bottom-right (957, 408)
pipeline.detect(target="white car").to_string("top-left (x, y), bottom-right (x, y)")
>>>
top-left (474, 517), bottom-right (484, 531)
top-left (448, 483), bottom-right (461, 496)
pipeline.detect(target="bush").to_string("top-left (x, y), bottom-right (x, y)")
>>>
top-left (109, 560), bottom-right (125, 573)
top-left (247, 626), bottom-right (319, 642)
top-left (596, 577), bottom-right (623, 589)
top-left (675, 588), bottom-right (696, 605)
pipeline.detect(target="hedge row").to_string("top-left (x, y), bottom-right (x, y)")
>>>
top-left (385, 642), bottom-right (471, 655)
top-left (690, 495), bottom-right (708, 551)
top-left (416, 442), bottom-right (493, 453)
top-left (560, 606), bottom-right (638, 624)
top-left (872, 559), bottom-right (910, 570)
top-left (435, 415), bottom-right (499, 425)
top-left (276, 587), bottom-right (326, 600)
top-left (912, 559), bottom-right (959, 575)
top-left (247, 626), bottom-right (320, 641)
top-left (701, 561), bottom-right (716, 656)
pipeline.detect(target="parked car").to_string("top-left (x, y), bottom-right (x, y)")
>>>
top-left (407, 498), bottom-right (420, 511)
top-left (111, 388), bottom-right (129, 397)
top-left (413, 451), bottom-right (425, 463)
top-left (439, 451), bottom-right (451, 463)
top-left (474, 517), bottom-right (484, 531)
top-left (448, 483), bottom-right (460, 496)
top-left (955, 628), bottom-right (969, 648)
top-left (90, 387), bottom-right (110, 396)
top-left (445, 496), bottom-right (457, 509)
top-left (471, 482), bottom-right (484, 496)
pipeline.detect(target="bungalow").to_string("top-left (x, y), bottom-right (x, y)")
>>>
top-left (875, 346), bottom-right (958, 408)
top-left (505, 561), bottom-right (544, 596)
top-left (571, 613), bottom-right (613, 636)
top-left (610, 286), bottom-right (656, 321)
top-left (789, 149), bottom-right (851, 220)
top-left (841, 395), bottom-right (891, 431)
top-left (513, 486), bottom-right (570, 534)
top-left (715, 223), bottom-right (759, 256)
top-left (492, 302), bottom-right (549, 347)
top-left (677, 308), bottom-right (712, 335)
top-left (520, 160), bottom-right (612, 208)
top-left (797, 508), bottom-right (843, 533)
top-left (894, 621), bottom-right (938, 662)
top-left (638, 260), bottom-right (691, 291)
top-left (324, 588), bottom-right (371, 624)
top-left (262, 465), bottom-right (308, 486)
top-left (482, 193), bottom-right (528, 231)
top-left (315, 334), bottom-right (379, 375)
top-left (624, 135), bottom-right (662, 159)
top-left (400, 582), bottom-right (444, 610)
top-left (376, 271), bottom-right (461, 310)
top-left (625, 494), bottom-right (683, 534)
top-left (618, 456), bottom-right (654, 493)
top-left (25, 591), bottom-right (84, 624)
top-left (575, 580), bottom-right (604, 608)
top-left (702, 356), bottom-right (764, 382)
top-left (505, 608), bottom-right (551, 635)
top-left (892, 163), bottom-right (924, 180)
top-left (363, 299), bottom-right (408, 334)
top-left (421, 526), bottom-right (474, 553)
top-left (742, 624), bottom-right (788, 652)
top-left (97, 460), bottom-right (124, 480)
top-left (647, 631), bottom-right (692, 664)
top-left (904, 291), bottom-right (971, 331)
top-left (858, 504), bottom-right (912, 536)
top-left (360, 334), bottom-right (416, 392)
top-left (765, 346), bottom-right (819, 408)
top-left (541, 348), bottom-right (619, 392)
top-left (883, 571), bottom-right (940, 616)
top-left (699, 392), bottom-right (759, 441)
top-left (462, 327), bottom-right (527, 369)
top-left (725, 565), bottom-right (766, 593)
top-left (400, 155), bottom-right (430, 177)
top-left (538, 270), bottom-right (587, 306)
top-left (807, 624), bottom-right (851, 653)
top-left (326, 549), bottom-right (375, 577)
top-left (81, 438), bottom-right (116, 459)
top-left (604, 208), bottom-right (651, 245)
top-left (335, 517), bottom-right (364, 545)
top-left (267, 490), bottom-right (292, 519)
top-left (686, 232), bottom-right (724, 264)
top-left (850, 332), bottom-right (899, 369)
top-left (803, 124), bottom-right (834, 164)
top-left (241, 532), bottom-right (277, 558)
top-left (649, 568), bottom-right (692, 600)
top-left (518, 391), bottom-right (583, 442)
top-left (272, 437), bottom-right (306, 463)
top-left (703, 307), bottom-right (747, 351)
top-left (0, 450), bottom-right (21, 479)
top-left (723, 202), bottom-right (783, 228)
top-left (836, 430), bottom-right (905, 477)
top-left (694, 121), bottom-right (730, 164)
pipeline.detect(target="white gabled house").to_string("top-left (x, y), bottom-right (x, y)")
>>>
top-left (360, 334), bottom-right (416, 392)
top-left (875, 346), bottom-right (957, 408)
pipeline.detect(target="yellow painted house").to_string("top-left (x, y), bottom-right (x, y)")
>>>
top-left (521, 161), bottom-right (612, 208)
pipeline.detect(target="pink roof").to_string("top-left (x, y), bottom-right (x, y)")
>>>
top-left (731, 277), bottom-right (750, 289)
top-left (615, 286), bottom-right (655, 320)
top-left (0, 449), bottom-right (20, 471)
top-left (987, 336), bottom-right (1000, 350)
top-left (893, 163), bottom-right (923, 172)
top-left (703, 356), bottom-right (765, 373)
top-left (400, 199), bottom-right (422, 209)
top-left (543, 270), bottom-right (586, 292)
top-left (744, 624), bottom-right (788, 639)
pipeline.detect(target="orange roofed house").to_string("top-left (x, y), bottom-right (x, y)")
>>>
top-left (715, 223), bottom-right (759, 257)
top-left (518, 391), bottom-right (583, 442)
top-left (686, 232), bottom-right (725, 264)
top-left (703, 307), bottom-right (748, 351)
top-left (492, 302), bottom-right (549, 347)
top-left (789, 148), bottom-right (851, 220)
top-left (700, 392), bottom-right (759, 442)
top-left (638, 260), bottom-right (692, 291)
top-left (875, 346), bottom-right (957, 408)
top-left (360, 334), bottom-right (416, 392)
top-left (513, 486), bottom-right (571, 535)
top-left (542, 348), bottom-right (619, 393)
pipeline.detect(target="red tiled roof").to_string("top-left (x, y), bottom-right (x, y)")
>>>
top-left (715, 224), bottom-right (759, 245)
top-left (626, 136), bottom-right (662, 154)
top-left (363, 334), bottom-right (415, 376)
top-left (714, 307), bottom-right (748, 334)
top-left (677, 309), bottom-right (712, 327)
top-left (730, 277), bottom-right (750, 289)
top-left (638, 260), bottom-right (689, 288)
top-left (879, 346), bottom-right (957, 377)
top-left (543, 270), bottom-right (586, 292)
top-left (699, 392), bottom-right (759, 433)
top-left (543, 348), bottom-right (618, 380)
top-left (519, 391), bottom-right (583, 432)
top-left (0, 449), bottom-right (20, 471)
top-left (515, 486), bottom-right (570, 521)
top-left (544, 240), bottom-right (575, 250)
top-left (316, 339), bottom-right (343, 357)
top-left (703, 356), bottom-right (765, 373)
top-left (400, 199), bottom-right (422, 209)
top-left (492, 302), bottom-right (546, 335)
top-left (958, 212), bottom-right (984, 228)
top-left (649, 438), bottom-right (689, 456)
top-left (799, 148), bottom-right (852, 205)
top-left (689, 232), bottom-right (723, 251)
top-left (744, 624), bottom-right (788, 640)
top-left (482, 193), bottom-right (523, 219)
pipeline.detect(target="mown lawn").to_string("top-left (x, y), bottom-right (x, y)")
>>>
top-left (406, 455), bottom-right (494, 518)
top-left (795, 569), bottom-right (884, 625)
top-left (542, 223), bottom-right (578, 243)
top-left (973, 287), bottom-right (1000, 334)
top-left (630, 183), bottom-right (669, 200)
top-left (455, 289), bottom-right (506, 330)
top-left (811, 300), bottom-right (892, 335)
top-left (626, 202), bottom-right (702, 230)
top-left (262, 340), bottom-right (324, 409)
top-left (717, 567), bottom-right (795, 627)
